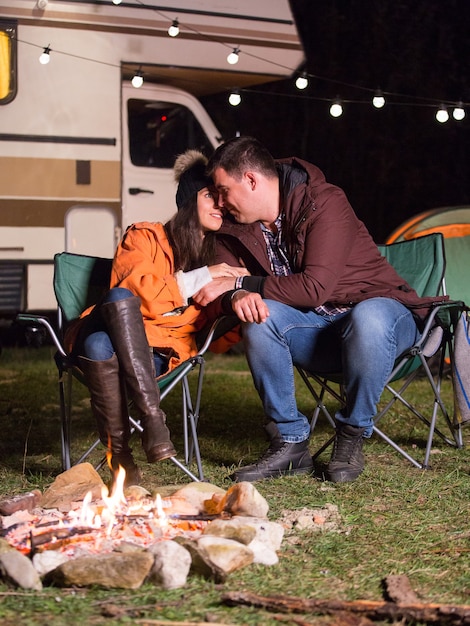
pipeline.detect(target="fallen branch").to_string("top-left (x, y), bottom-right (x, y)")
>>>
top-left (272, 613), bottom-right (373, 626)
top-left (222, 591), bottom-right (470, 625)
top-left (134, 621), bottom-right (235, 626)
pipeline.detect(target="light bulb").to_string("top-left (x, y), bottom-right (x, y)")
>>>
top-left (112, 0), bottom-right (122, 5)
top-left (131, 71), bottom-right (143, 88)
top-left (436, 105), bottom-right (449, 123)
top-left (168, 19), bottom-right (179, 37)
top-left (330, 100), bottom-right (343, 118)
top-left (36, 0), bottom-right (48, 9)
top-left (227, 48), bottom-right (240, 65)
top-left (295, 73), bottom-right (308, 90)
top-left (39, 45), bottom-right (51, 64)
top-left (229, 91), bottom-right (241, 106)
top-left (453, 102), bottom-right (466, 121)
top-left (372, 90), bottom-right (385, 108)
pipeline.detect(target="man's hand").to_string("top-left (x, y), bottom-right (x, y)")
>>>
top-left (231, 290), bottom-right (269, 323)
top-left (193, 277), bottom-right (236, 306)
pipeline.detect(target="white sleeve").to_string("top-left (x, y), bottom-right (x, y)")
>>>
top-left (175, 266), bottom-right (212, 304)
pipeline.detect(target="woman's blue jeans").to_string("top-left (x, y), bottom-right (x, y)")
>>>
top-left (242, 298), bottom-right (421, 443)
top-left (79, 287), bottom-right (168, 377)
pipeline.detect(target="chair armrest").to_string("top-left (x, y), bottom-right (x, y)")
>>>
top-left (434, 300), bottom-right (468, 328)
top-left (195, 315), bottom-right (239, 355)
top-left (16, 313), bottom-right (67, 357)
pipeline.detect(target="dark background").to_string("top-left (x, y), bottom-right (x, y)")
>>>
top-left (202, 0), bottom-right (470, 243)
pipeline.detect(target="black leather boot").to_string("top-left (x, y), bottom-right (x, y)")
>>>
top-left (78, 355), bottom-right (142, 487)
top-left (101, 295), bottom-right (176, 463)
top-left (232, 421), bottom-right (313, 482)
top-left (326, 423), bottom-right (366, 483)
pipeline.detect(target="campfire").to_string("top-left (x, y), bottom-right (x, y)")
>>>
top-left (0, 463), bottom-right (284, 590)
top-left (4, 466), bottom-right (220, 559)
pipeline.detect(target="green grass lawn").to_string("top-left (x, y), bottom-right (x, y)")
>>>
top-left (0, 346), bottom-right (469, 625)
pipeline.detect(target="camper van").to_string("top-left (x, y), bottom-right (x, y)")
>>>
top-left (0, 0), bottom-right (303, 323)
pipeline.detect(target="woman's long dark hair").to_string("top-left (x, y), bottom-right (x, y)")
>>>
top-left (164, 194), bottom-right (216, 271)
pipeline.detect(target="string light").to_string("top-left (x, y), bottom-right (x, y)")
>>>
top-left (436, 105), bottom-right (449, 123)
top-left (168, 19), bottom-right (179, 37)
top-left (229, 90), bottom-right (241, 106)
top-left (39, 45), bottom-right (51, 64)
top-left (112, 0), bottom-right (122, 5)
top-left (453, 102), bottom-right (466, 121)
top-left (16, 25), bottom-right (468, 126)
top-left (295, 72), bottom-right (308, 90)
top-left (330, 99), bottom-right (343, 118)
top-left (131, 69), bottom-right (144, 88)
top-left (227, 47), bottom-right (240, 65)
top-left (372, 90), bottom-right (385, 108)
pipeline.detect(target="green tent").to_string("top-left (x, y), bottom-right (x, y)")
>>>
top-left (387, 206), bottom-right (470, 306)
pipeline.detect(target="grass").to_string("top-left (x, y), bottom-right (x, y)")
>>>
top-left (0, 345), bottom-right (470, 625)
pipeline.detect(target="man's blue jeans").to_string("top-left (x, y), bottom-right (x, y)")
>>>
top-left (242, 298), bottom-right (421, 443)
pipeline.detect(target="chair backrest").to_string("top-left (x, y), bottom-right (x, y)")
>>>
top-left (441, 234), bottom-right (470, 305)
top-left (377, 232), bottom-right (446, 297)
top-left (53, 252), bottom-right (112, 322)
top-left (378, 233), bottom-right (446, 381)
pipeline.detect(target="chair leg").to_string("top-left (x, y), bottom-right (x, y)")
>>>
top-left (182, 371), bottom-right (204, 480)
top-left (157, 356), bottom-right (206, 481)
top-left (58, 368), bottom-right (72, 471)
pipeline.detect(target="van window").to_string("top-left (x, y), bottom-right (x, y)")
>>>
top-left (0, 21), bottom-right (17, 104)
top-left (127, 98), bottom-right (213, 168)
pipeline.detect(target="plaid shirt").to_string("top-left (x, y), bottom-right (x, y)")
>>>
top-left (259, 216), bottom-right (350, 316)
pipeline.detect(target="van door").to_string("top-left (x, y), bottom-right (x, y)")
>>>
top-left (121, 83), bottom-right (222, 230)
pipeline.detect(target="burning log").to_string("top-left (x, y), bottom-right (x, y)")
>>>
top-left (221, 590), bottom-right (470, 625)
top-left (30, 526), bottom-right (97, 553)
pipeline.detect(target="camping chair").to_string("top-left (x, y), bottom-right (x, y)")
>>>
top-left (297, 233), bottom-right (467, 470)
top-left (17, 251), bottom-right (223, 482)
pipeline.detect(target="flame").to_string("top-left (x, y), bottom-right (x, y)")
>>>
top-left (153, 493), bottom-right (168, 530)
top-left (78, 490), bottom-right (95, 527)
top-left (69, 466), bottom-right (179, 538)
top-left (101, 465), bottom-right (127, 535)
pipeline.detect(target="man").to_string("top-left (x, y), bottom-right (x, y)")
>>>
top-left (194, 136), bottom-right (445, 483)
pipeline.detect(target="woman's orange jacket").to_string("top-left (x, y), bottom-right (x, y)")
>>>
top-left (82, 221), bottom-right (209, 373)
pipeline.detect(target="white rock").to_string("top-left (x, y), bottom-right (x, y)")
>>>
top-left (32, 550), bottom-right (70, 576)
top-left (147, 540), bottom-right (191, 589)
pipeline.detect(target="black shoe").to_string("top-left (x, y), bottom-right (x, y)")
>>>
top-left (232, 422), bottom-right (313, 482)
top-left (326, 423), bottom-right (366, 483)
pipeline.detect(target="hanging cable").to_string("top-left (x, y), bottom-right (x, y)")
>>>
top-left (13, 22), bottom-right (468, 123)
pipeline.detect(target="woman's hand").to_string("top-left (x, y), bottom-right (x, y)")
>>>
top-left (208, 263), bottom-right (250, 279)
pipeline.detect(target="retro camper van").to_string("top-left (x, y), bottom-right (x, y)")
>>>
top-left (0, 0), bottom-right (303, 322)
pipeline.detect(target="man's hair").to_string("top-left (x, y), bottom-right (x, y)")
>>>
top-left (207, 136), bottom-right (278, 180)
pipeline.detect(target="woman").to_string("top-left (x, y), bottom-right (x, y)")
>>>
top-left (71, 150), bottom-right (247, 486)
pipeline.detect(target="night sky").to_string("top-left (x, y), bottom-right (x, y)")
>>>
top-left (202, 0), bottom-right (470, 243)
